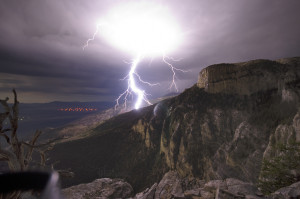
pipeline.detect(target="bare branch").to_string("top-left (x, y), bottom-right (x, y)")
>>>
top-left (22, 139), bottom-right (55, 150)
top-left (0, 89), bottom-right (75, 191)
top-left (40, 151), bottom-right (46, 167)
top-left (0, 147), bottom-right (20, 171)
top-left (24, 130), bottom-right (42, 166)
top-left (11, 88), bottom-right (19, 139)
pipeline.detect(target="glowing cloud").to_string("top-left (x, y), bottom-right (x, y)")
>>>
top-left (84, 2), bottom-right (185, 109)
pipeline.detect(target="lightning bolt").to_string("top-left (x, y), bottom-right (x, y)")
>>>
top-left (83, 23), bottom-right (107, 50)
top-left (83, 19), bottom-right (186, 110)
top-left (162, 54), bottom-right (186, 92)
top-left (115, 54), bottom-right (152, 110)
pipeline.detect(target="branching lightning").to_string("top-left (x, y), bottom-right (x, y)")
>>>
top-left (83, 3), bottom-right (185, 110)
top-left (117, 55), bottom-right (152, 110)
top-left (162, 54), bottom-right (187, 92)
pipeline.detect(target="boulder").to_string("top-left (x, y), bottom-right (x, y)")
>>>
top-left (134, 183), bottom-right (157, 199)
top-left (62, 178), bottom-right (133, 199)
top-left (154, 171), bottom-right (185, 198)
top-left (270, 181), bottom-right (300, 199)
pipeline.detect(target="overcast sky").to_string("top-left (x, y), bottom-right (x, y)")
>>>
top-left (0, 0), bottom-right (299, 103)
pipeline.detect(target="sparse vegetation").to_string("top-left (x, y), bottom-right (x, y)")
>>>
top-left (258, 141), bottom-right (300, 195)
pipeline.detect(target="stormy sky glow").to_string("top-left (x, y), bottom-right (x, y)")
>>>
top-left (0, 0), bottom-right (300, 103)
top-left (83, 2), bottom-right (184, 109)
top-left (84, 2), bottom-right (181, 55)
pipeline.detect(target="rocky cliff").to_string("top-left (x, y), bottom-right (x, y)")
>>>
top-left (197, 57), bottom-right (300, 96)
top-left (49, 57), bottom-right (300, 194)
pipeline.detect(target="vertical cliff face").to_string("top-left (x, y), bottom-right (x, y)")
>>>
top-left (50, 57), bottom-right (300, 192)
top-left (132, 57), bottom-right (300, 183)
top-left (135, 86), bottom-right (297, 184)
top-left (129, 57), bottom-right (300, 185)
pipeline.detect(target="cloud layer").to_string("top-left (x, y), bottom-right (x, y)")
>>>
top-left (0, 0), bottom-right (299, 103)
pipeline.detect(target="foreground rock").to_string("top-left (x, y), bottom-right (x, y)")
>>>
top-left (270, 181), bottom-right (300, 199)
top-left (62, 178), bottom-right (133, 199)
top-left (135, 171), bottom-right (300, 199)
top-left (134, 171), bottom-right (263, 199)
top-left (61, 171), bottom-right (300, 199)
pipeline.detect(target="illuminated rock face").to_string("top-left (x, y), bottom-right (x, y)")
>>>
top-left (197, 57), bottom-right (300, 96)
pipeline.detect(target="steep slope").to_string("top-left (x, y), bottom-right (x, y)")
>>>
top-left (49, 57), bottom-right (300, 192)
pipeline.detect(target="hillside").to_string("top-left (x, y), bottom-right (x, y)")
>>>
top-left (40, 94), bottom-right (177, 142)
top-left (49, 57), bottom-right (300, 194)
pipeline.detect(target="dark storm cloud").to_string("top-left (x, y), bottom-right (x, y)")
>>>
top-left (0, 0), bottom-right (299, 102)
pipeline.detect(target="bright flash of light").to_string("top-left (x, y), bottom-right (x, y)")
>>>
top-left (84, 2), bottom-right (185, 109)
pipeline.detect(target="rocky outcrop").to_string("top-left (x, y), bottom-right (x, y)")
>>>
top-left (263, 111), bottom-right (300, 160)
top-left (135, 171), bottom-right (300, 199)
top-left (258, 111), bottom-right (300, 194)
top-left (62, 178), bottom-right (133, 199)
top-left (197, 57), bottom-right (300, 96)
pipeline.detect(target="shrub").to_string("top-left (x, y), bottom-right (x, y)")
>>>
top-left (258, 141), bottom-right (300, 194)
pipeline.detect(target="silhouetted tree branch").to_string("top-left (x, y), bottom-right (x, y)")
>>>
top-left (0, 89), bottom-right (73, 199)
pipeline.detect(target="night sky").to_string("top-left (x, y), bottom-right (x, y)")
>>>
top-left (0, 0), bottom-right (300, 103)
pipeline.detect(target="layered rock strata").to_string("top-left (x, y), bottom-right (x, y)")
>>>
top-left (197, 57), bottom-right (300, 95)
